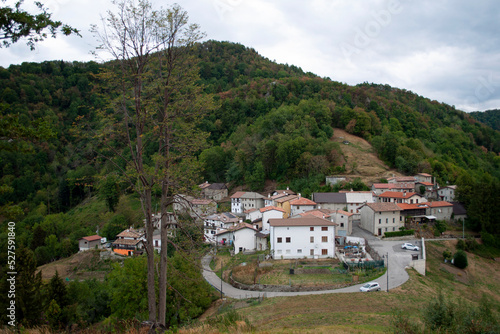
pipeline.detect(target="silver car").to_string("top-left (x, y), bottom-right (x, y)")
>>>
top-left (359, 282), bottom-right (381, 292)
top-left (402, 243), bottom-right (419, 251)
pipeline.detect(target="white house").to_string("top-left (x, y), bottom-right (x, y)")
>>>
top-left (260, 206), bottom-right (286, 231)
top-left (341, 190), bottom-right (375, 217)
top-left (376, 191), bottom-right (427, 204)
top-left (264, 189), bottom-right (296, 207)
top-left (359, 203), bottom-right (403, 236)
top-left (215, 223), bottom-right (259, 254)
top-left (204, 212), bottom-right (240, 243)
top-left (269, 217), bottom-right (337, 259)
top-left (437, 186), bottom-right (457, 202)
top-left (230, 191), bottom-right (265, 214)
top-left (331, 210), bottom-right (354, 236)
top-left (244, 208), bottom-right (262, 223)
top-left (289, 197), bottom-right (317, 217)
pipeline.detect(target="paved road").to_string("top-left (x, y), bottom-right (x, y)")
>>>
top-left (201, 221), bottom-right (421, 299)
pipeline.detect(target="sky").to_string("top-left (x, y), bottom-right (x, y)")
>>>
top-left (1, 0), bottom-right (500, 112)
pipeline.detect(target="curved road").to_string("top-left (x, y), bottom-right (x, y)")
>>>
top-left (202, 222), bottom-right (421, 299)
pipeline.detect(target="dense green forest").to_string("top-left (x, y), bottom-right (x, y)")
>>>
top-left (1, 40), bottom-right (500, 328)
top-left (470, 109), bottom-right (500, 131)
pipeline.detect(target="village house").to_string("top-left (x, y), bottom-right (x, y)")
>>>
top-left (437, 185), bottom-right (457, 202)
top-left (376, 191), bottom-right (427, 204)
top-left (79, 235), bottom-right (103, 251)
top-left (414, 173), bottom-right (433, 183)
top-left (312, 192), bottom-right (347, 211)
top-left (244, 208), bottom-right (262, 223)
top-left (199, 182), bottom-right (228, 201)
top-left (260, 206), bottom-right (286, 231)
top-left (264, 189), bottom-right (296, 207)
top-left (426, 201), bottom-right (453, 221)
top-left (371, 182), bottom-right (415, 195)
top-left (397, 203), bottom-right (435, 225)
top-left (274, 194), bottom-right (299, 218)
top-left (173, 194), bottom-right (217, 219)
top-left (215, 223), bottom-right (264, 254)
top-left (415, 181), bottom-right (436, 198)
top-left (112, 228), bottom-right (145, 256)
top-left (451, 202), bottom-right (467, 222)
top-left (269, 217), bottom-right (337, 259)
top-left (387, 176), bottom-right (416, 184)
top-left (289, 196), bottom-right (317, 217)
top-left (340, 190), bottom-right (375, 217)
top-left (230, 191), bottom-right (265, 214)
top-left (359, 203), bottom-right (403, 237)
top-left (331, 210), bottom-right (354, 236)
top-left (204, 212), bottom-right (240, 243)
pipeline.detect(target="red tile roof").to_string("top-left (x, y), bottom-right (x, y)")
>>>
top-left (269, 217), bottom-right (337, 227)
top-left (428, 201), bottom-right (453, 207)
top-left (230, 191), bottom-right (246, 198)
top-left (365, 203), bottom-right (402, 212)
top-left (378, 191), bottom-right (419, 199)
top-left (290, 197), bottom-right (316, 206)
top-left (260, 206), bottom-right (286, 213)
top-left (81, 235), bottom-right (102, 242)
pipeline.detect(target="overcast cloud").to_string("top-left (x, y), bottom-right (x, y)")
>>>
top-left (1, 0), bottom-right (499, 112)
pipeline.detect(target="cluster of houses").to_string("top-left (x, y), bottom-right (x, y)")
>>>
top-left (79, 174), bottom-right (466, 259)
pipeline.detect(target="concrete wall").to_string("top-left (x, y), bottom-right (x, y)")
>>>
top-left (410, 237), bottom-right (426, 276)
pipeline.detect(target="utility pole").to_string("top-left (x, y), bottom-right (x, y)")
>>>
top-left (220, 258), bottom-right (223, 300)
top-left (386, 252), bottom-right (389, 292)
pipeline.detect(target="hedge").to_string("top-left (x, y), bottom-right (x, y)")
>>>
top-left (383, 230), bottom-right (415, 238)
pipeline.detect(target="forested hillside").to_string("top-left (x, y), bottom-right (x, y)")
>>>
top-left (470, 109), bottom-right (500, 131)
top-left (1, 40), bottom-right (499, 268)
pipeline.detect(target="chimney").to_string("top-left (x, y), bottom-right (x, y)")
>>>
top-left (287, 186), bottom-right (289, 191)
top-left (268, 193), bottom-right (270, 198)
top-left (298, 193), bottom-right (301, 198)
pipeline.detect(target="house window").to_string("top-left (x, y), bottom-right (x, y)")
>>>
top-left (286, 249), bottom-right (291, 254)
top-left (340, 223), bottom-right (344, 227)
top-left (322, 236), bottom-right (328, 243)
top-left (393, 218), bottom-right (395, 223)
top-left (297, 249), bottom-right (302, 254)
top-left (277, 237), bottom-right (282, 243)
top-left (379, 219), bottom-right (381, 224)
top-left (286, 237), bottom-right (291, 243)
top-left (239, 247), bottom-right (243, 252)
top-left (310, 236), bottom-right (314, 243)
top-left (310, 249), bottom-right (314, 256)
top-left (310, 227), bottom-right (314, 231)
top-left (386, 218), bottom-right (388, 224)
top-left (393, 227), bottom-right (396, 231)
top-left (321, 227), bottom-right (328, 231)
top-left (322, 249), bottom-right (328, 255)
top-left (277, 250), bottom-right (282, 254)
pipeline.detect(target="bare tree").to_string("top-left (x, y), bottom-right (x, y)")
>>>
top-left (91, 0), bottom-right (213, 326)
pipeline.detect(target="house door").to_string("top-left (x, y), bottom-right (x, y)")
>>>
top-left (378, 228), bottom-right (382, 236)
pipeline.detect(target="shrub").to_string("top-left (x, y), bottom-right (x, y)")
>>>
top-left (442, 250), bottom-right (452, 261)
top-left (453, 250), bottom-right (468, 269)
top-left (456, 239), bottom-right (466, 250)
top-left (383, 230), bottom-right (414, 238)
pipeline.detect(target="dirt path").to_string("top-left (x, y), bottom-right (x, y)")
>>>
top-left (332, 128), bottom-right (402, 184)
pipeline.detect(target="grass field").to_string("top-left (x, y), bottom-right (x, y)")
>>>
top-left (187, 240), bottom-right (500, 333)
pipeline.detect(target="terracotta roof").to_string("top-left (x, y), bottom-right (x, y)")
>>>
top-left (416, 182), bottom-right (434, 186)
top-left (207, 183), bottom-right (227, 190)
top-left (269, 217), bottom-right (337, 227)
top-left (199, 182), bottom-right (211, 189)
top-left (335, 209), bottom-right (354, 216)
top-left (372, 183), bottom-right (415, 189)
top-left (417, 173), bottom-right (432, 177)
top-left (275, 194), bottom-right (299, 203)
top-left (428, 201), bottom-right (453, 207)
top-left (378, 191), bottom-right (419, 199)
top-left (116, 229), bottom-right (143, 238)
top-left (260, 206), bottom-right (286, 213)
top-left (298, 209), bottom-right (335, 218)
top-left (387, 176), bottom-right (416, 182)
top-left (81, 235), bottom-right (102, 242)
top-left (231, 191), bottom-right (246, 198)
top-left (397, 203), bottom-right (429, 210)
top-left (244, 208), bottom-right (258, 214)
top-left (364, 203), bottom-right (402, 212)
top-left (215, 222), bottom-right (257, 236)
top-left (113, 238), bottom-right (142, 246)
top-left (290, 197), bottom-right (316, 206)
top-left (313, 192), bottom-right (346, 203)
top-left (273, 189), bottom-right (296, 195)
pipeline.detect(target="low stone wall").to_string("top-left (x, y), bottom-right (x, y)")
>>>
top-left (229, 275), bottom-right (352, 292)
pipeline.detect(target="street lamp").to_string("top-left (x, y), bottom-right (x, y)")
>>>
top-left (386, 252), bottom-right (389, 292)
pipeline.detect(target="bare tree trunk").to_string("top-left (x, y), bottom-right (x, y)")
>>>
top-left (143, 188), bottom-right (157, 322)
top-left (158, 182), bottom-right (169, 325)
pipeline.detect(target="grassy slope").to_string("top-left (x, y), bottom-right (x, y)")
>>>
top-left (185, 241), bottom-right (500, 333)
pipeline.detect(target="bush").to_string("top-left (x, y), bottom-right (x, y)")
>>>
top-left (442, 250), bottom-right (452, 261)
top-left (383, 230), bottom-right (414, 238)
top-left (456, 239), bottom-right (466, 250)
top-left (453, 250), bottom-right (468, 269)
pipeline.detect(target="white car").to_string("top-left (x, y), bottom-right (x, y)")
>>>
top-left (402, 242), bottom-right (419, 251)
top-left (359, 282), bottom-right (381, 292)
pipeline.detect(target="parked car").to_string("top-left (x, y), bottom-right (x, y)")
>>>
top-left (402, 242), bottom-right (419, 251)
top-left (359, 282), bottom-right (381, 292)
